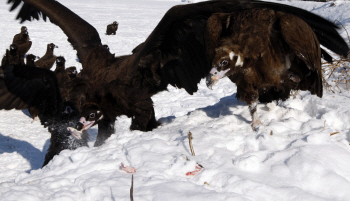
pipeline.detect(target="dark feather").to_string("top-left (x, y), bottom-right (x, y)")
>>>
top-left (321, 48), bottom-right (333, 63)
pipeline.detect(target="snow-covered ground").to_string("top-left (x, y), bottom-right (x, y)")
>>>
top-left (1, 0), bottom-right (350, 200)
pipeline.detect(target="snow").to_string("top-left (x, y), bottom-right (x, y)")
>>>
top-left (1, 0), bottom-right (350, 200)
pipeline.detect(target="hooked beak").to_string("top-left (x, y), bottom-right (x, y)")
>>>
top-left (67, 117), bottom-right (95, 139)
top-left (206, 67), bottom-right (230, 89)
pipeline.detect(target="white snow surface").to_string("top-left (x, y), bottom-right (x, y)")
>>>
top-left (1, 0), bottom-right (350, 200)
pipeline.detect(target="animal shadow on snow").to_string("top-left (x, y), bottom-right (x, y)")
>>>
top-left (158, 93), bottom-right (250, 124)
top-left (198, 93), bottom-right (250, 123)
top-left (0, 132), bottom-right (49, 172)
top-left (21, 109), bottom-right (32, 118)
top-left (345, 130), bottom-right (350, 143)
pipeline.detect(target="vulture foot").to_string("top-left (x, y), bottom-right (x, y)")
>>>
top-left (250, 119), bottom-right (262, 131)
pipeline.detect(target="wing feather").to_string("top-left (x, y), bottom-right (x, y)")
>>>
top-left (280, 14), bottom-right (321, 72)
top-left (0, 64), bottom-right (63, 118)
top-left (280, 14), bottom-right (323, 97)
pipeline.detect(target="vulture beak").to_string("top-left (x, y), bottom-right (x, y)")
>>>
top-left (67, 117), bottom-right (95, 139)
top-left (206, 67), bottom-right (230, 89)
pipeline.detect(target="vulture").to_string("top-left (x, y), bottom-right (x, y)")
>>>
top-left (4, 0), bottom-right (349, 147)
top-left (1, 44), bottom-right (23, 66)
top-left (12, 26), bottom-right (32, 61)
top-left (0, 64), bottom-right (88, 167)
top-left (65, 66), bottom-right (78, 79)
top-left (205, 10), bottom-right (324, 130)
top-left (34, 43), bottom-right (58, 70)
top-left (25, 53), bottom-right (38, 66)
top-left (106, 21), bottom-right (119, 35)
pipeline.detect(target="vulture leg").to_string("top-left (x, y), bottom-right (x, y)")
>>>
top-left (146, 107), bottom-right (161, 131)
top-left (31, 116), bottom-right (39, 123)
top-left (130, 98), bottom-right (160, 131)
top-left (236, 84), bottom-right (261, 131)
top-left (94, 118), bottom-right (115, 147)
top-left (249, 101), bottom-right (261, 131)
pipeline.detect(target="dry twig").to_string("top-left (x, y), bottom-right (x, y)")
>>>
top-left (188, 131), bottom-right (195, 156)
top-left (322, 20), bottom-right (350, 93)
top-left (330, 132), bottom-right (340, 136)
top-left (130, 175), bottom-right (134, 201)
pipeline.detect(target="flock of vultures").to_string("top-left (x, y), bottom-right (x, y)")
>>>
top-left (0, 0), bottom-right (349, 167)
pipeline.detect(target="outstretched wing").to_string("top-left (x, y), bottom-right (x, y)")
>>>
top-left (131, 0), bottom-right (349, 95)
top-left (0, 64), bottom-right (63, 119)
top-left (7, 0), bottom-right (102, 68)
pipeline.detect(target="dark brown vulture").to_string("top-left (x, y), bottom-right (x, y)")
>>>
top-left (34, 43), bottom-right (58, 70)
top-left (25, 53), bottom-right (38, 66)
top-left (0, 64), bottom-right (88, 167)
top-left (106, 21), bottom-right (119, 35)
top-left (65, 66), bottom-right (78, 79)
top-left (4, 0), bottom-right (349, 147)
top-left (1, 44), bottom-right (23, 66)
top-left (12, 26), bottom-right (32, 61)
top-left (205, 9), bottom-right (324, 130)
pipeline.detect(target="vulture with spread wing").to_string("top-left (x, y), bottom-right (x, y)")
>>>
top-left (0, 64), bottom-right (88, 167)
top-left (4, 0), bottom-right (349, 147)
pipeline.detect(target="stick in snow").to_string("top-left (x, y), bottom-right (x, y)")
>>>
top-left (130, 175), bottom-right (134, 201)
top-left (188, 131), bottom-right (195, 156)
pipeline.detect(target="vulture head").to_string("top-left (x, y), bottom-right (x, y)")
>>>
top-left (21, 26), bottom-right (27, 32)
top-left (206, 46), bottom-right (244, 89)
top-left (68, 102), bottom-right (103, 139)
top-left (56, 56), bottom-right (66, 66)
top-left (48, 43), bottom-right (59, 51)
top-left (66, 66), bottom-right (77, 78)
top-left (20, 26), bottom-right (28, 36)
top-left (9, 44), bottom-right (18, 54)
top-left (26, 54), bottom-right (38, 65)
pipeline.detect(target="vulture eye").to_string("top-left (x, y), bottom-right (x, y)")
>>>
top-left (89, 113), bottom-right (95, 119)
top-left (221, 60), bottom-right (229, 67)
